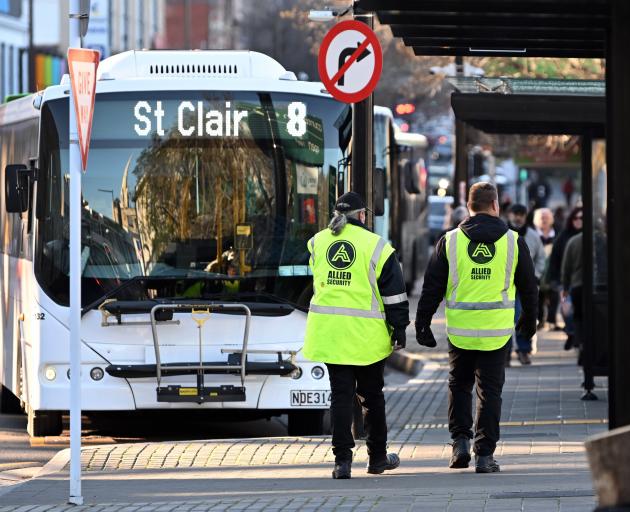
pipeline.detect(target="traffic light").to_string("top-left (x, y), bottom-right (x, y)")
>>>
top-left (519, 168), bottom-right (529, 181)
top-left (395, 103), bottom-right (415, 115)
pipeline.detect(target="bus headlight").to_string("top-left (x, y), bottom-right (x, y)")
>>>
top-left (291, 367), bottom-right (303, 380)
top-left (90, 367), bottom-right (104, 381)
top-left (44, 366), bottom-right (57, 381)
top-left (311, 366), bottom-right (325, 380)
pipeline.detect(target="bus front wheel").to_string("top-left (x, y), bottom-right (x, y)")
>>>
top-left (27, 408), bottom-right (63, 437)
top-left (287, 410), bottom-right (326, 436)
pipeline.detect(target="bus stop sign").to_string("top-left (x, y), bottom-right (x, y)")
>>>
top-left (318, 20), bottom-right (382, 104)
top-left (68, 48), bottom-right (100, 171)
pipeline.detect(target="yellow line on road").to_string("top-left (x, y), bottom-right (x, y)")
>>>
top-left (29, 436), bottom-right (116, 447)
top-left (403, 418), bottom-right (607, 430)
top-left (501, 419), bottom-right (608, 427)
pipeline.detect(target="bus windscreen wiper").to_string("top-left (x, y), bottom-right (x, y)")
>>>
top-left (197, 292), bottom-right (308, 313)
top-left (81, 272), bottom-right (230, 316)
top-left (81, 275), bottom-right (173, 316)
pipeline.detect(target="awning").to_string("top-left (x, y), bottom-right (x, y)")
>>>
top-left (355, 0), bottom-right (609, 59)
top-left (448, 78), bottom-right (605, 135)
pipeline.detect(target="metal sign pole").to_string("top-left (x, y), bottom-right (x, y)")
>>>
top-left (68, 0), bottom-right (83, 505)
top-left (351, 12), bottom-right (374, 229)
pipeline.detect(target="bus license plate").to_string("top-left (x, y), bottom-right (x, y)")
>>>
top-left (291, 390), bottom-right (331, 407)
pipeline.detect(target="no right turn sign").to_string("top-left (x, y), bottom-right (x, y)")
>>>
top-left (318, 20), bottom-right (383, 104)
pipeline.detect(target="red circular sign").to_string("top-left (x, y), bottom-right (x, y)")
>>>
top-left (318, 20), bottom-right (383, 104)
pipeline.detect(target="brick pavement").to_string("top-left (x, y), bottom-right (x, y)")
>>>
top-left (0, 306), bottom-right (607, 511)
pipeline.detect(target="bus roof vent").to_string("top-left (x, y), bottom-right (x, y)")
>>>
top-left (97, 50), bottom-right (293, 81)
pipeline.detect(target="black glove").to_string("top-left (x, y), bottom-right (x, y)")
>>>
top-left (391, 328), bottom-right (406, 350)
top-left (415, 323), bottom-right (437, 348)
top-left (515, 315), bottom-right (537, 340)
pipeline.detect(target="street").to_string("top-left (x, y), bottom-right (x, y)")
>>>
top-left (0, 407), bottom-right (287, 487)
top-left (0, 364), bottom-right (407, 492)
top-left (0, 306), bottom-right (608, 511)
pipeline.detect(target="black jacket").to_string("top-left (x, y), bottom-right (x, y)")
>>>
top-left (346, 218), bottom-right (409, 331)
top-left (415, 214), bottom-right (538, 327)
top-left (547, 227), bottom-right (581, 285)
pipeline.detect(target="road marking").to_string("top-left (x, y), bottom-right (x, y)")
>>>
top-left (30, 436), bottom-right (116, 447)
top-left (403, 418), bottom-right (608, 430)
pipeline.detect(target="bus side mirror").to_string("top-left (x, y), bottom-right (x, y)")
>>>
top-left (336, 168), bottom-right (345, 196)
top-left (373, 167), bottom-right (385, 216)
top-left (5, 164), bottom-right (30, 213)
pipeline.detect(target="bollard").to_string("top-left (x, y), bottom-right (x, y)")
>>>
top-left (585, 424), bottom-right (630, 511)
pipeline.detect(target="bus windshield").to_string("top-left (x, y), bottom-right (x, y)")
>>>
top-left (36, 91), bottom-right (351, 307)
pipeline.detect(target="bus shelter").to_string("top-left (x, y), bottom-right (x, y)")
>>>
top-left (355, 0), bottom-right (630, 428)
top-left (448, 76), bottom-right (607, 398)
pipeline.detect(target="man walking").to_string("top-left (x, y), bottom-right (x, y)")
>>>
top-left (415, 183), bottom-right (538, 473)
top-left (303, 192), bottom-right (409, 480)
top-left (506, 203), bottom-right (546, 365)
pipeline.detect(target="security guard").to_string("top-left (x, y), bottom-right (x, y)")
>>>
top-left (303, 192), bottom-right (409, 480)
top-left (415, 182), bottom-right (537, 473)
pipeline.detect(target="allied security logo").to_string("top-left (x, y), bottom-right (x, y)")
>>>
top-left (467, 241), bottom-right (496, 264)
top-left (326, 240), bottom-right (356, 270)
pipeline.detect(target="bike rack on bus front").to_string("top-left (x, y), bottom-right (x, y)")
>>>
top-left (149, 303), bottom-right (251, 404)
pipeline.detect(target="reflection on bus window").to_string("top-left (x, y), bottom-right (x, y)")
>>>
top-left (35, 91), bottom-right (350, 306)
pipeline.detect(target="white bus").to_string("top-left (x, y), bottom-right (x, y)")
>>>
top-left (0, 50), bottom-right (352, 437)
top-left (373, 106), bottom-right (430, 291)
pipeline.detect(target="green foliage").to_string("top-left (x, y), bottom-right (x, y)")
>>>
top-left (474, 57), bottom-right (605, 80)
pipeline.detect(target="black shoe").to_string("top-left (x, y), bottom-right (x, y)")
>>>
top-left (449, 437), bottom-right (471, 468)
top-left (332, 460), bottom-right (352, 479)
top-left (564, 335), bottom-right (574, 350)
top-left (517, 352), bottom-right (532, 365)
top-left (475, 455), bottom-right (500, 473)
top-left (366, 453), bottom-right (400, 474)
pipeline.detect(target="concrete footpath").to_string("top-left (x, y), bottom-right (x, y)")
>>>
top-left (0, 310), bottom-right (607, 511)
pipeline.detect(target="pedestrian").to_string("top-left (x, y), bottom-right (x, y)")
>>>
top-left (562, 177), bottom-right (575, 207)
top-left (415, 182), bottom-right (538, 473)
top-left (561, 232), bottom-right (583, 343)
top-left (527, 171), bottom-right (551, 209)
top-left (533, 208), bottom-right (560, 330)
top-left (449, 205), bottom-right (469, 230)
top-left (506, 204), bottom-right (546, 366)
top-left (303, 191), bottom-right (409, 480)
top-left (547, 207), bottom-right (583, 349)
top-left (561, 232), bottom-right (583, 348)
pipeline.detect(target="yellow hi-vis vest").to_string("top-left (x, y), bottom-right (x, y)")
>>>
top-left (303, 223), bottom-right (399, 365)
top-left (445, 228), bottom-right (518, 351)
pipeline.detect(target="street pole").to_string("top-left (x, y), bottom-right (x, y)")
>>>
top-left (607, 0), bottom-right (630, 429)
top-left (68, 0), bottom-right (83, 505)
top-left (453, 55), bottom-right (468, 206)
top-left (351, 12), bottom-right (374, 228)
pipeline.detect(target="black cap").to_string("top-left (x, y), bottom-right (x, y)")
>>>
top-left (335, 191), bottom-right (368, 212)
top-left (508, 203), bottom-right (528, 215)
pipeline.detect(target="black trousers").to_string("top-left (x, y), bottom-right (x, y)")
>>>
top-left (538, 288), bottom-right (560, 324)
top-left (448, 341), bottom-right (507, 456)
top-left (325, 359), bottom-right (387, 463)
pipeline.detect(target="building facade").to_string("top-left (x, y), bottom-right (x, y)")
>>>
top-left (155, 0), bottom-right (245, 50)
top-left (0, 0), bottom-right (28, 99)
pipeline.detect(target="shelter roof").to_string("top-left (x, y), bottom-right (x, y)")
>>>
top-left (355, 0), bottom-right (609, 58)
top-left (447, 78), bottom-right (605, 135)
